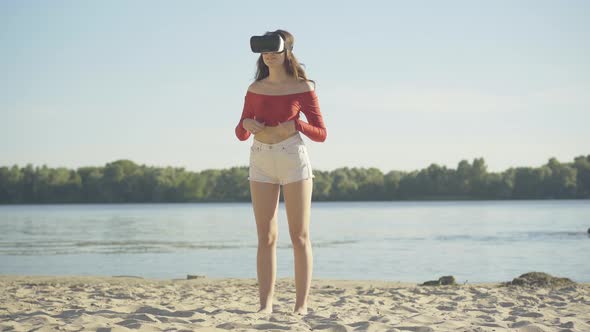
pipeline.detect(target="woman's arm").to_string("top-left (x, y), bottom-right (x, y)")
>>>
top-left (294, 91), bottom-right (327, 142)
top-left (235, 94), bottom-right (253, 141)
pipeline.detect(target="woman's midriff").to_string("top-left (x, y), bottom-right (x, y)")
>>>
top-left (253, 125), bottom-right (298, 144)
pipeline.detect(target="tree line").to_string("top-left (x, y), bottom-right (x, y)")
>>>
top-left (0, 155), bottom-right (589, 204)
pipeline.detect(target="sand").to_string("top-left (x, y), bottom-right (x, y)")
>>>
top-left (0, 275), bottom-right (589, 331)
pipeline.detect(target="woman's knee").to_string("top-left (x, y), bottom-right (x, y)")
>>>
top-left (258, 232), bottom-right (278, 247)
top-left (290, 233), bottom-right (310, 249)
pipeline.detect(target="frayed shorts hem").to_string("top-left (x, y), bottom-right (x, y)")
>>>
top-left (248, 174), bottom-right (315, 185)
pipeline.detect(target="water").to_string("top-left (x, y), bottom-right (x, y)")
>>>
top-left (0, 200), bottom-right (588, 283)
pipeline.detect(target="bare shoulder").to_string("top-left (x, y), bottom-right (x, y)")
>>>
top-left (247, 81), bottom-right (261, 93)
top-left (299, 79), bottom-right (315, 92)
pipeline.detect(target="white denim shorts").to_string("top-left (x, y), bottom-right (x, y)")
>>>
top-left (248, 132), bottom-right (315, 185)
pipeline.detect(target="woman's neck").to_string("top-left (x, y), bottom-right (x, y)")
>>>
top-left (266, 68), bottom-right (296, 84)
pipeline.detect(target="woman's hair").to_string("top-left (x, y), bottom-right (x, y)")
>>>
top-left (253, 29), bottom-right (316, 89)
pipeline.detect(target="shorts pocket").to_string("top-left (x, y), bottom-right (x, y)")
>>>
top-left (249, 146), bottom-right (262, 164)
top-left (283, 144), bottom-right (305, 155)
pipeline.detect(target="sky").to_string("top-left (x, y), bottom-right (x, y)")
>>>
top-left (1, 0), bottom-right (588, 174)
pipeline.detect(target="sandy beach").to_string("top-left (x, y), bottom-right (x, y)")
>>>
top-left (1, 274), bottom-right (589, 331)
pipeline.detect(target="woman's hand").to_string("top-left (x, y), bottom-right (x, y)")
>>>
top-left (243, 118), bottom-right (266, 134)
top-left (277, 120), bottom-right (297, 135)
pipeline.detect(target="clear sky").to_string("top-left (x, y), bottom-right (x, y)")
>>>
top-left (1, 0), bottom-right (588, 174)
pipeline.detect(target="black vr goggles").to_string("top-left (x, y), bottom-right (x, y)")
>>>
top-left (250, 33), bottom-right (292, 53)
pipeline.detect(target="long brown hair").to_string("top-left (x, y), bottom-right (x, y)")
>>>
top-left (253, 29), bottom-right (316, 89)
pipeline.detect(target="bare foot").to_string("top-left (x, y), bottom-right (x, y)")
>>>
top-left (257, 306), bottom-right (273, 314)
top-left (293, 306), bottom-right (308, 315)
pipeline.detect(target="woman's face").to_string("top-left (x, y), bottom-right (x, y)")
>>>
top-left (262, 50), bottom-right (286, 67)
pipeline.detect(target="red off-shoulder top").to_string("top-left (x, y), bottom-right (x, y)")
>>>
top-left (234, 90), bottom-right (327, 142)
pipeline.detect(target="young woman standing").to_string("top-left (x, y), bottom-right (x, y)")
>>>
top-left (235, 29), bottom-right (327, 315)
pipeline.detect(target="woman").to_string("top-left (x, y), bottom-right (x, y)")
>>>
top-left (235, 29), bottom-right (327, 316)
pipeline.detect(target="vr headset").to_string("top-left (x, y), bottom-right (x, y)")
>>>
top-left (250, 33), bottom-right (293, 53)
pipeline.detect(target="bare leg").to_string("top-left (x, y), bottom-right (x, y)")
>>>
top-left (282, 177), bottom-right (313, 315)
top-left (249, 180), bottom-right (280, 313)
